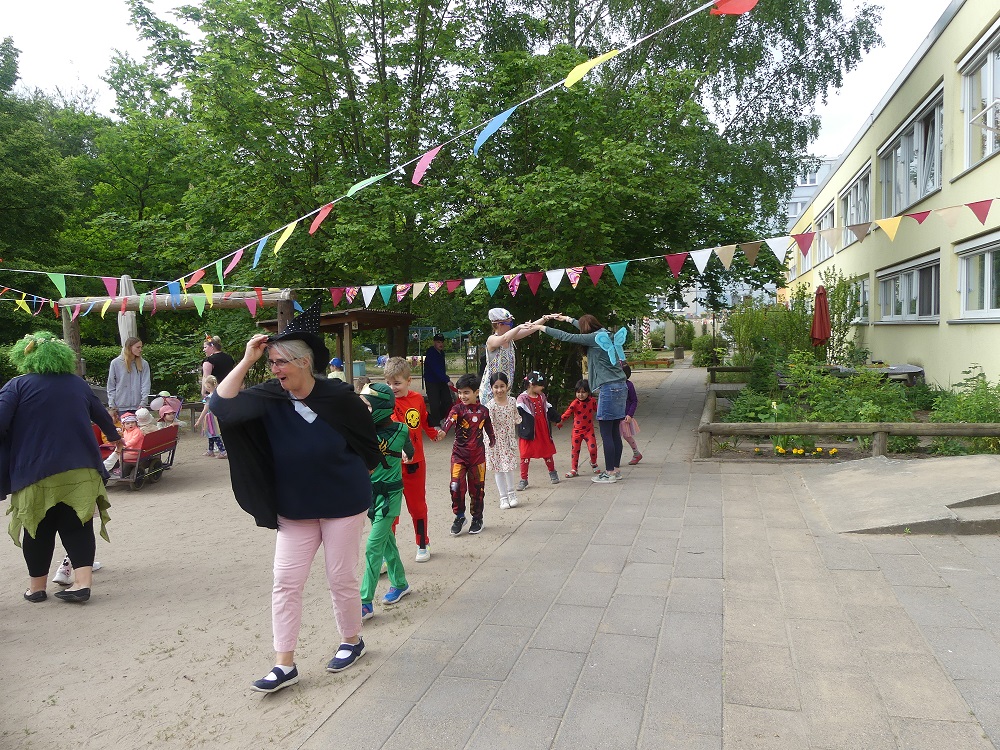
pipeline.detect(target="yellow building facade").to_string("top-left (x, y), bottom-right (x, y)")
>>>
top-left (786, 0), bottom-right (1000, 386)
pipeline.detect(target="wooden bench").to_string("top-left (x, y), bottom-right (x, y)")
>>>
top-left (104, 425), bottom-right (180, 490)
top-left (627, 359), bottom-right (674, 369)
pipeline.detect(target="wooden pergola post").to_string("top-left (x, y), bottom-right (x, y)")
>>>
top-left (61, 305), bottom-right (84, 377)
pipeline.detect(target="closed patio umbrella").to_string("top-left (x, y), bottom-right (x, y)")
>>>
top-left (118, 274), bottom-right (138, 346)
top-left (811, 285), bottom-right (831, 347)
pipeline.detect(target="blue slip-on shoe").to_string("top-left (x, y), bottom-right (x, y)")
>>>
top-left (250, 665), bottom-right (299, 693)
top-left (362, 602), bottom-right (374, 620)
top-left (327, 639), bottom-right (366, 672)
top-left (383, 585), bottom-right (411, 606)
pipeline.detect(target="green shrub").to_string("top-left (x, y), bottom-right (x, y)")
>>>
top-left (649, 329), bottom-right (665, 349)
top-left (673, 321), bottom-right (695, 349)
top-left (747, 355), bottom-right (779, 397)
top-left (930, 366), bottom-right (1000, 454)
top-left (692, 335), bottom-right (728, 367)
top-left (723, 388), bottom-right (773, 423)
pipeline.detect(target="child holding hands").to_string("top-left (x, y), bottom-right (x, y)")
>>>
top-left (484, 372), bottom-right (522, 510)
top-left (516, 371), bottom-right (559, 490)
top-left (559, 379), bottom-right (599, 477)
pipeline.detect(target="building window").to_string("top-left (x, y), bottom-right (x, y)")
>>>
top-left (796, 171), bottom-right (818, 187)
top-left (854, 277), bottom-right (870, 321)
top-left (880, 99), bottom-right (943, 216)
top-left (786, 200), bottom-right (807, 222)
top-left (964, 38), bottom-right (1000, 167)
top-left (814, 204), bottom-right (835, 263)
top-left (961, 245), bottom-right (1000, 316)
top-left (878, 261), bottom-right (939, 321)
top-left (841, 170), bottom-right (871, 247)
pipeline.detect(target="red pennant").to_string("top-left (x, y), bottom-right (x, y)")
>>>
top-left (586, 264), bottom-right (605, 286)
top-left (905, 211), bottom-right (931, 225)
top-left (0, 287), bottom-right (8, 296)
top-left (255, 287), bottom-right (264, 307)
top-left (524, 272), bottom-right (545, 295)
top-left (793, 232), bottom-right (815, 256)
top-left (53, 303), bottom-right (59, 318)
top-left (188, 268), bottom-right (205, 286)
top-left (310, 203), bottom-right (334, 235)
top-left (120, 297), bottom-right (127, 314)
top-left (665, 253), bottom-right (689, 278)
top-left (446, 280), bottom-right (462, 294)
top-left (223, 291), bottom-right (233, 300)
top-left (967, 200), bottom-right (994, 225)
top-left (710, 0), bottom-right (759, 14)
top-left (329, 288), bottom-right (344, 307)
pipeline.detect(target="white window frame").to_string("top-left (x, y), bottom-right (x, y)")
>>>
top-left (853, 276), bottom-right (870, 322)
top-left (814, 203), bottom-right (835, 264)
top-left (961, 25), bottom-right (1000, 168)
top-left (840, 166), bottom-right (871, 248)
top-left (879, 93), bottom-right (943, 216)
top-left (876, 252), bottom-right (940, 322)
top-left (796, 172), bottom-right (818, 187)
top-left (956, 229), bottom-right (1000, 318)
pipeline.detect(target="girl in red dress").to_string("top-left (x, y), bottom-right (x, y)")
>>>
top-left (515, 371), bottom-right (559, 489)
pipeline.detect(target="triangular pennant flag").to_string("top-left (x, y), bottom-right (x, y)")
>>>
top-left (933, 205), bottom-right (965, 228)
top-left (252, 237), bottom-right (268, 269)
top-left (464, 278), bottom-right (482, 295)
top-left (379, 284), bottom-right (395, 305)
top-left (525, 272), bottom-right (545, 295)
top-left (330, 287), bottom-right (344, 307)
top-left (223, 249), bottom-right (244, 276)
top-left (100, 299), bottom-right (112, 318)
top-left (16, 293), bottom-right (29, 313)
top-left (874, 217), bottom-right (903, 241)
top-left (245, 296), bottom-right (258, 316)
top-left (428, 281), bottom-right (443, 296)
top-left (102, 277), bottom-right (117, 299)
top-left (179, 277), bottom-right (188, 294)
top-left (714, 246), bottom-right (736, 270)
top-left (566, 267), bottom-right (584, 288)
top-left (690, 248), bottom-right (713, 274)
top-left (188, 268), bottom-right (205, 286)
top-left (46, 272), bottom-right (66, 298)
top-left (201, 284), bottom-right (214, 307)
top-left (586, 264), bottom-right (605, 286)
top-left (564, 49), bottom-right (621, 88)
top-left (71, 304), bottom-right (81, 322)
top-left (905, 211), bottom-right (931, 225)
top-left (273, 221), bottom-right (297, 254)
top-left (32, 296), bottom-right (43, 316)
top-left (546, 269), bottom-right (564, 290)
top-left (968, 199), bottom-right (994, 225)
top-left (215, 261), bottom-right (225, 287)
top-left (848, 223), bottom-right (873, 243)
top-left (608, 260), bottom-right (629, 284)
top-left (192, 294), bottom-right (206, 316)
top-left (138, 293), bottom-right (145, 314)
top-left (361, 285), bottom-right (378, 307)
top-left (347, 170), bottom-right (394, 197)
top-left (81, 300), bottom-right (96, 317)
top-left (223, 291), bottom-right (233, 301)
top-left (167, 281), bottom-right (182, 306)
top-left (819, 228), bottom-right (841, 253)
top-left (345, 287), bottom-right (360, 304)
top-left (395, 284), bottom-right (412, 302)
top-left (446, 279), bottom-right (463, 294)
top-left (0, 288), bottom-right (6, 296)
top-left (483, 276), bottom-right (502, 295)
top-left (711, 0), bottom-right (759, 14)
top-left (52, 302), bottom-right (59, 318)
top-left (665, 253), bottom-right (688, 277)
top-left (765, 237), bottom-right (790, 262)
top-left (412, 146), bottom-right (443, 186)
top-left (292, 300), bottom-right (304, 312)
top-left (151, 292), bottom-right (157, 315)
top-left (740, 242), bottom-right (761, 266)
top-left (255, 287), bottom-right (264, 308)
top-left (792, 232), bottom-right (815, 256)
top-left (309, 203), bottom-right (334, 234)
top-left (412, 282), bottom-right (426, 299)
top-left (504, 274), bottom-right (521, 296)
top-left (474, 106), bottom-right (518, 156)
top-left (119, 297), bottom-right (127, 314)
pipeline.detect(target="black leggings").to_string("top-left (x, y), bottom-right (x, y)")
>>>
top-left (22, 503), bottom-right (95, 577)
top-left (598, 418), bottom-right (624, 471)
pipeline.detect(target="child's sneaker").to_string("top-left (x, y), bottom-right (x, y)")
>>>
top-left (361, 602), bottom-right (374, 620)
top-left (614, 470), bottom-right (623, 481)
top-left (52, 557), bottom-right (73, 585)
top-left (383, 585), bottom-right (411, 606)
top-left (592, 471), bottom-right (617, 484)
top-left (380, 560), bottom-right (388, 575)
top-left (450, 515), bottom-right (466, 536)
top-left (415, 546), bottom-right (430, 563)
top-left (218, 452), bottom-right (228, 460)
top-left (507, 492), bottom-right (519, 508)
top-left (565, 469), bottom-right (578, 478)
top-left (628, 452), bottom-right (643, 465)
top-left (469, 518), bottom-right (484, 534)
top-left (591, 463), bottom-right (601, 474)
top-left (203, 450), bottom-right (216, 457)
top-left (516, 479), bottom-right (528, 491)
top-left (548, 470), bottom-right (560, 484)
top-left (499, 496), bottom-right (510, 510)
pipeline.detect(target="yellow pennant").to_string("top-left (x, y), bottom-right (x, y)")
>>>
top-left (100, 299), bottom-right (112, 318)
top-left (201, 284), bottom-right (214, 307)
top-left (564, 50), bottom-right (621, 88)
top-left (16, 293), bottom-right (30, 313)
top-left (273, 221), bottom-right (298, 255)
top-left (875, 217), bottom-right (903, 242)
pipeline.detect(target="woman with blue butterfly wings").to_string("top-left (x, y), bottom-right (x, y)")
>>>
top-left (534, 314), bottom-right (628, 484)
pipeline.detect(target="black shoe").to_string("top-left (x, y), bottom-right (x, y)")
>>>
top-left (24, 590), bottom-right (46, 603)
top-left (250, 665), bottom-right (299, 693)
top-left (450, 516), bottom-right (466, 536)
top-left (53, 588), bottom-right (90, 603)
top-left (327, 639), bottom-right (366, 672)
top-left (469, 518), bottom-right (484, 534)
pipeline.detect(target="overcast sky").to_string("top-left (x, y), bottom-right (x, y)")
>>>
top-left (4, 0), bottom-right (955, 160)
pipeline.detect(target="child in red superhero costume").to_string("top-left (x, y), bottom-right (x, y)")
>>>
top-left (442, 373), bottom-right (495, 536)
top-left (558, 379), bottom-right (599, 477)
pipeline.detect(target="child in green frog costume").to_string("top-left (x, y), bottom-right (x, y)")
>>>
top-left (359, 382), bottom-right (414, 619)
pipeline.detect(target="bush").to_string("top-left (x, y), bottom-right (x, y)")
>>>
top-left (673, 321), bottom-right (695, 349)
top-left (649, 328), bottom-right (665, 349)
top-left (692, 334), bottom-right (728, 367)
top-left (930, 366), bottom-right (1000, 453)
top-left (747, 355), bottom-right (780, 397)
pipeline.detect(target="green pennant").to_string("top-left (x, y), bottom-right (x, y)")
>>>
top-left (215, 260), bottom-right (225, 289)
top-left (378, 284), bottom-right (394, 304)
top-left (609, 261), bottom-right (629, 285)
top-left (46, 272), bottom-right (67, 298)
top-left (192, 294), bottom-right (206, 316)
top-left (484, 276), bottom-right (503, 296)
top-left (138, 293), bottom-right (145, 314)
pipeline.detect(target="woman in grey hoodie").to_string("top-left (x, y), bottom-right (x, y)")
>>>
top-left (107, 336), bottom-right (150, 417)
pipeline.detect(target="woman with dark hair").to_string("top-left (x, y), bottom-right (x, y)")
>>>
top-left (210, 302), bottom-right (383, 693)
top-left (107, 336), bottom-right (150, 418)
top-left (1, 331), bottom-right (122, 603)
top-left (201, 335), bottom-right (236, 394)
top-left (534, 313), bottom-right (628, 483)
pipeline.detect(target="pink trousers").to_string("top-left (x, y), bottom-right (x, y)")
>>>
top-left (272, 512), bottom-right (367, 653)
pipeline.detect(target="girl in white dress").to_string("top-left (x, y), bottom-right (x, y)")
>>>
top-left (485, 372), bottom-right (522, 509)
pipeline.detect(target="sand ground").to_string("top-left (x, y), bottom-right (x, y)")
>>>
top-left (0, 370), bottom-right (669, 750)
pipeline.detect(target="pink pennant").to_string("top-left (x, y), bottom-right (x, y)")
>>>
top-left (310, 203), bottom-right (334, 235)
top-left (223, 249), bottom-right (244, 276)
top-left (524, 272), bottom-right (545, 295)
top-left (102, 277), bottom-right (118, 298)
top-left (586, 265), bottom-right (605, 286)
top-left (152, 292), bottom-right (158, 315)
top-left (396, 283), bottom-right (413, 302)
top-left (446, 280), bottom-right (462, 294)
top-left (427, 281), bottom-right (443, 296)
top-left (412, 146), bottom-right (443, 186)
top-left (711, 0), bottom-right (759, 14)
top-left (566, 267), bottom-right (583, 288)
top-left (968, 200), bottom-right (994, 225)
top-left (245, 297), bottom-right (258, 316)
top-left (120, 297), bottom-right (127, 314)
top-left (665, 253), bottom-right (689, 278)
top-left (330, 287), bottom-right (344, 307)
top-left (345, 287), bottom-right (359, 304)
top-left (906, 211), bottom-right (931, 225)
top-left (188, 268), bottom-right (205, 286)
top-left (505, 274), bottom-right (521, 296)
top-left (71, 304), bottom-right (81, 322)
top-left (793, 232), bottom-right (815, 256)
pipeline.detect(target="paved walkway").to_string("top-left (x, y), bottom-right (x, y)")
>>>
top-left (300, 364), bottom-right (1000, 750)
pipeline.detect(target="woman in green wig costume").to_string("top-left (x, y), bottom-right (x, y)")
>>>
top-left (1, 331), bottom-right (122, 603)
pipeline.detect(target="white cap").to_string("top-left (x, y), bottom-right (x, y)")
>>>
top-left (488, 307), bottom-right (514, 322)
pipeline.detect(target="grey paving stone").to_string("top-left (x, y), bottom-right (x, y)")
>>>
top-left (628, 530), bottom-right (679, 564)
top-left (872, 552), bottom-right (947, 587)
top-left (842, 603), bottom-right (929, 653)
top-left (637, 515), bottom-right (685, 534)
top-left (490, 647), bottom-right (587, 717)
top-left (724, 642), bottom-right (801, 711)
top-left (685, 505), bottom-right (725, 525)
top-left (859, 534), bottom-right (918, 555)
top-left (727, 518), bottom-right (769, 540)
top-left (725, 597), bottom-right (789, 647)
top-left (723, 499), bottom-right (764, 519)
top-left (779, 580), bottom-right (845, 621)
top-left (615, 561), bottom-right (673, 597)
top-left (674, 547), bottom-right (724, 579)
top-left (552, 689), bottom-right (644, 750)
top-left (668, 577), bottom-right (724, 615)
top-left (909, 536), bottom-right (993, 572)
top-left (921, 626), bottom-right (1000, 681)
top-left (599, 593), bottom-right (667, 638)
top-left (936, 569), bottom-right (1000, 612)
top-left (892, 585), bottom-right (982, 629)
top-left (661, 611), bottom-right (723, 663)
top-left (557, 570), bottom-right (620, 607)
top-left (953, 678), bottom-right (1000, 748)
top-left (351, 638), bottom-right (461, 704)
top-left (577, 632), bottom-right (657, 696)
top-left (724, 576), bottom-right (781, 602)
top-left (381, 676), bottom-right (499, 750)
top-left (485, 591), bottom-right (554, 629)
top-left (831, 569), bottom-right (900, 606)
top-left (797, 671), bottom-right (896, 749)
top-left (639, 730), bottom-right (721, 750)
top-left (442, 623), bottom-right (532, 681)
top-left (771, 549), bottom-right (829, 583)
top-left (576, 543), bottom-right (630, 574)
top-left (722, 704), bottom-right (808, 750)
top-left (757, 507), bottom-right (809, 530)
top-left (410, 596), bottom-right (495, 642)
top-left (681, 524), bottom-right (724, 550)
top-left (529, 603), bottom-right (603, 653)
top-left (725, 547), bottom-right (777, 581)
top-left (645, 658), bottom-right (723, 736)
top-left (765, 528), bottom-right (816, 553)
top-left (591, 522), bottom-right (641, 547)
top-left (786, 619), bottom-right (867, 673)
top-left (864, 651), bottom-right (975, 721)
top-left (466, 710), bottom-right (562, 750)
top-left (888, 716), bottom-right (994, 749)
top-left (814, 537), bottom-right (879, 571)
top-left (300, 696), bottom-right (414, 750)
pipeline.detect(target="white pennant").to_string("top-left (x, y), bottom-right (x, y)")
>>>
top-left (361, 285), bottom-right (378, 307)
top-left (464, 278), bottom-right (481, 295)
top-left (546, 269), bottom-right (565, 291)
top-left (412, 281), bottom-right (426, 299)
top-left (690, 248), bottom-right (713, 274)
top-left (765, 237), bottom-right (791, 262)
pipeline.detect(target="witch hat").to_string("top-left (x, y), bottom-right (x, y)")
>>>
top-left (268, 300), bottom-right (329, 373)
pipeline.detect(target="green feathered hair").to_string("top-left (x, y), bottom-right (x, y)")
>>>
top-left (8, 331), bottom-right (77, 375)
